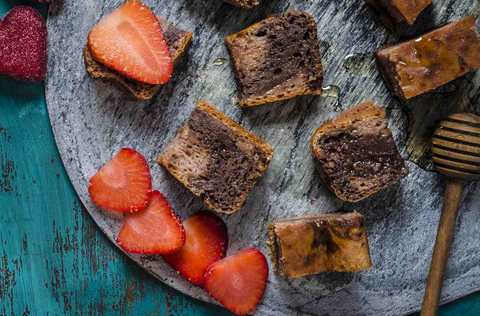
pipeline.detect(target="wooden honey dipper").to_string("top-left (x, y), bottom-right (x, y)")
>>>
top-left (421, 112), bottom-right (480, 316)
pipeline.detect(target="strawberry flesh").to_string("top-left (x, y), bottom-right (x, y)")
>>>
top-left (163, 211), bottom-right (228, 286)
top-left (88, 0), bottom-right (173, 84)
top-left (204, 248), bottom-right (268, 316)
top-left (88, 148), bottom-right (152, 213)
top-left (117, 191), bottom-right (185, 254)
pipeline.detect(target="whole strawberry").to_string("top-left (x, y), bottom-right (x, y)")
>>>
top-left (0, 6), bottom-right (47, 81)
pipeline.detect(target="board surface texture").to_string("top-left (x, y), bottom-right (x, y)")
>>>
top-left (45, 1), bottom-right (480, 315)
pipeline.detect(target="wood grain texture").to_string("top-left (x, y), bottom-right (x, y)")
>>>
top-left (421, 180), bottom-right (464, 316)
top-left (422, 113), bottom-right (480, 315)
top-left (44, 0), bottom-right (480, 315)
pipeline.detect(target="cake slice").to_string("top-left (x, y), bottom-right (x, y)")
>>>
top-left (225, 11), bottom-right (323, 107)
top-left (268, 212), bottom-right (372, 278)
top-left (310, 101), bottom-right (408, 203)
top-left (84, 17), bottom-right (192, 100)
top-left (365, 0), bottom-right (431, 25)
top-left (158, 101), bottom-right (273, 214)
top-left (376, 16), bottom-right (480, 100)
top-left (224, 0), bottom-right (260, 8)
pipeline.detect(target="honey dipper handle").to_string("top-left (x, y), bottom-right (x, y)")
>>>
top-left (421, 180), bottom-right (464, 316)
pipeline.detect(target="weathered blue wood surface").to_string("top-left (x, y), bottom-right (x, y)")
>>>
top-left (0, 1), bottom-right (478, 315)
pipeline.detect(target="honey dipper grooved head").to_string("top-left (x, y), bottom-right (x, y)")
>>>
top-left (432, 113), bottom-right (480, 180)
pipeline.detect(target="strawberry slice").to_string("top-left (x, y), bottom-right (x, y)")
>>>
top-left (204, 248), bottom-right (268, 316)
top-left (88, 0), bottom-right (173, 84)
top-left (117, 191), bottom-right (185, 254)
top-left (163, 211), bottom-right (228, 286)
top-left (88, 148), bottom-right (152, 213)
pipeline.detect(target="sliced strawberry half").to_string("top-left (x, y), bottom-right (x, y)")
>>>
top-left (88, 148), bottom-right (152, 213)
top-left (88, 0), bottom-right (173, 84)
top-left (204, 248), bottom-right (268, 316)
top-left (117, 191), bottom-right (185, 254)
top-left (163, 211), bottom-right (228, 286)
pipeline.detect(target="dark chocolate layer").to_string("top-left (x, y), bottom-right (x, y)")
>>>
top-left (240, 12), bottom-right (322, 97)
top-left (159, 101), bottom-right (272, 214)
top-left (316, 117), bottom-right (407, 200)
top-left (225, 11), bottom-right (323, 106)
top-left (186, 108), bottom-right (270, 209)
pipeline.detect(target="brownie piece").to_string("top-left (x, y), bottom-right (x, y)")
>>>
top-left (225, 11), bottom-right (323, 107)
top-left (365, 0), bottom-right (431, 25)
top-left (310, 101), bottom-right (408, 203)
top-left (158, 101), bottom-right (273, 214)
top-left (84, 18), bottom-right (192, 101)
top-left (224, 0), bottom-right (260, 9)
top-left (268, 212), bottom-right (372, 278)
top-left (376, 16), bottom-right (480, 100)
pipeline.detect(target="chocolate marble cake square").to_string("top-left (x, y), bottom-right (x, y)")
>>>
top-left (310, 101), bottom-right (408, 203)
top-left (365, 0), bottom-right (431, 25)
top-left (376, 16), bottom-right (480, 100)
top-left (225, 11), bottom-right (323, 107)
top-left (268, 212), bottom-right (372, 278)
top-left (158, 101), bottom-right (273, 214)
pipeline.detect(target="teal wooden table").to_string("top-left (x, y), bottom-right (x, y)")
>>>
top-left (0, 1), bottom-right (478, 315)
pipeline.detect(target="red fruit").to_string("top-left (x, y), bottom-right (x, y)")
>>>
top-left (88, 0), bottom-right (173, 84)
top-left (163, 211), bottom-right (228, 286)
top-left (117, 191), bottom-right (185, 254)
top-left (88, 148), bottom-right (152, 213)
top-left (204, 248), bottom-right (268, 316)
top-left (0, 6), bottom-right (47, 81)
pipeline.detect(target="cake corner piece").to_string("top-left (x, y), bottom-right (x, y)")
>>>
top-left (310, 101), bottom-right (408, 203)
top-left (225, 11), bottom-right (323, 108)
top-left (158, 101), bottom-right (273, 214)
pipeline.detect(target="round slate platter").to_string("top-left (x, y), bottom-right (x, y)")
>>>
top-left (45, 1), bottom-right (480, 315)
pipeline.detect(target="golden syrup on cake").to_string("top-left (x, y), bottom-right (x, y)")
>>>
top-left (412, 36), bottom-right (461, 73)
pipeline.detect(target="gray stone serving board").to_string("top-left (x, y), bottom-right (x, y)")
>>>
top-left (45, 0), bottom-right (480, 315)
